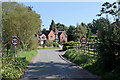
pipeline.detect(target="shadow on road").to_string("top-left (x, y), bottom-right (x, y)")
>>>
top-left (55, 49), bottom-right (65, 52)
top-left (22, 61), bottom-right (101, 80)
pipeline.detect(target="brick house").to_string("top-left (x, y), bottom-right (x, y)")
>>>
top-left (42, 30), bottom-right (55, 42)
top-left (38, 34), bottom-right (46, 44)
top-left (37, 29), bottom-right (67, 44)
top-left (58, 31), bottom-right (67, 44)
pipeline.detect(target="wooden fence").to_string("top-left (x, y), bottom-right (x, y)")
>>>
top-left (73, 42), bottom-right (98, 57)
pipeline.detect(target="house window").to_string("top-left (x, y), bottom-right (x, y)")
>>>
top-left (62, 36), bottom-right (64, 40)
top-left (42, 36), bottom-right (45, 39)
top-left (50, 36), bottom-right (53, 38)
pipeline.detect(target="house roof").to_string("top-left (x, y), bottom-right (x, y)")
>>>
top-left (58, 32), bottom-right (62, 37)
top-left (58, 31), bottom-right (67, 36)
top-left (42, 30), bottom-right (50, 36)
top-left (38, 33), bottom-right (42, 36)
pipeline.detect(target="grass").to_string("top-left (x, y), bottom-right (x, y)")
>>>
top-left (38, 47), bottom-right (60, 49)
top-left (63, 49), bottom-right (96, 68)
top-left (17, 50), bottom-right (38, 63)
top-left (63, 49), bottom-right (120, 80)
top-left (74, 49), bottom-right (98, 57)
top-left (2, 50), bottom-right (38, 79)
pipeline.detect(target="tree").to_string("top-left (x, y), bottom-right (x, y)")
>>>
top-left (67, 25), bottom-right (75, 41)
top-left (56, 23), bottom-right (68, 31)
top-left (42, 28), bottom-right (46, 31)
top-left (73, 23), bottom-right (87, 41)
top-left (49, 20), bottom-right (56, 31)
top-left (2, 2), bottom-right (41, 51)
top-left (96, 1), bottom-right (120, 74)
top-left (86, 25), bottom-right (92, 41)
top-left (97, 1), bottom-right (120, 21)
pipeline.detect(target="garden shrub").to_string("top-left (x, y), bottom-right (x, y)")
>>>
top-left (62, 42), bottom-right (73, 50)
top-left (52, 42), bottom-right (59, 47)
top-left (2, 54), bottom-right (28, 79)
top-left (47, 43), bottom-right (53, 47)
top-left (2, 50), bottom-right (37, 79)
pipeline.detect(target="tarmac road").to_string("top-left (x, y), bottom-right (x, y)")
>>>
top-left (22, 49), bottom-right (101, 80)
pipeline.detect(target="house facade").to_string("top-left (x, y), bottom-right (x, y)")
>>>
top-left (38, 34), bottom-right (46, 44)
top-left (58, 31), bottom-right (67, 44)
top-left (37, 29), bottom-right (67, 44)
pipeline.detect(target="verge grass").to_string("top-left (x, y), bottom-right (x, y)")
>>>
top-left (2, 50), bottom-right (38, 79)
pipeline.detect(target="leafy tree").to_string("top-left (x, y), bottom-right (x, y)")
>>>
top-left (49, 20), bottom-right (56, 31)
top-left (42, 28), bottom-right (46, 31)
top-left (95, 1), bottom-right (120, 75)
top-left (97, 1), bottom-right (120, 21)
top-left (2, 2), bottom-right (41, 51)
top-left (73, 23), bottom-right (87, 41)
top-left (86, 25), bottom-right (92, 41)
top-left (67, 25), bottom-right (75, 41)
top-left (56, 23), bottom-right (68, 31)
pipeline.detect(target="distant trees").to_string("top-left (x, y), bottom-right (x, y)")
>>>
top-left (49, 20), bottom-right (56, 31)
top-left (2, 2), bottom-right (41, 51)
top-left (56, 23), bottom-right (68, 31)
top-left (67, 25), bottom-right (75, 41)
top-left (49, 20), bottom-right (68, 31)
top-left (42, 28), bottom-right (47, 31)
top-left (73, 23), bottom-right (87, 41)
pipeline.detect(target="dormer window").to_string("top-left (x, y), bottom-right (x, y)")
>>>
top-left (42, 36), bottom-right (45, 39)
top-left (50, 36), bottom-right (53, 38)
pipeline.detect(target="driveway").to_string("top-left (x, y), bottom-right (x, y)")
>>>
top-left (22, 49), bottom-right (101, 80)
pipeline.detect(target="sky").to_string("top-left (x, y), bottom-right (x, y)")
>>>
top-left (21, 2), bottom-right (106, 30)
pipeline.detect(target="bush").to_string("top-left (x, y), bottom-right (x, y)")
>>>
top-left (52, 42), bottom-right (59, 47)
top-left (42, 44), bottom-right (46, 48)
top-left (47, 43), bottom-right (53, 47)
top-left (39, 44), bottom-right (42, 46)
top-left (62, 42), bottom-right (74, 50)
top-left (63, 49), bottom-right (94, 68)
top-left (2, 50), bottom-right (38, 79)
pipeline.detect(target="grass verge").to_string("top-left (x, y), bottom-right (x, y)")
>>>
top-left (2, 50), bottom-right (38, 79)
top-left (63, 49), bottom-right (120, 80)
top-left (63, 49), bottom-right (96, 68)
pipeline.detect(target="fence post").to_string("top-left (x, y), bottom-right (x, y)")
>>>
top-left (94, 42), bottom-right (96, 56)
top-left (88, 42), bottom-right (89, 54)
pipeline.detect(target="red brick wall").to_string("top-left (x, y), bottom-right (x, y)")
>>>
top-left (60, 33), bottom-right (67, 43)
top-left (48, 30), bottom-right (55, 41)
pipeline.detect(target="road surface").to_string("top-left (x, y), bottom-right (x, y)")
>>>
top-left (22, 49), bottom-right (101, 80)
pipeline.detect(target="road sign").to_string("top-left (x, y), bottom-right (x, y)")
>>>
top-left (11, 38), bottom-right (19, 46)
top-left (80, 37), bottom-right (88, 44)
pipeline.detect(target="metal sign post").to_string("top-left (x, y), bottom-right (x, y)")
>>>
top-left (80, 37), bottom-right (88, 55)
top-left (15, 46), bottom-right (17, 57)
top-left (11, 37), bottom-right (19, 57)
top-left (83, 44), bottom-right (86, 55)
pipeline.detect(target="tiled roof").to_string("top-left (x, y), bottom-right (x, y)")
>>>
top-left (42, 31), bottom-right (50, 36)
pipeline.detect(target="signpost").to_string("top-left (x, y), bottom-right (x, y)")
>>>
top-left (11, 37), bottom-right (19, 57)
top-left (80, 37), bottom-right (88, 55)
